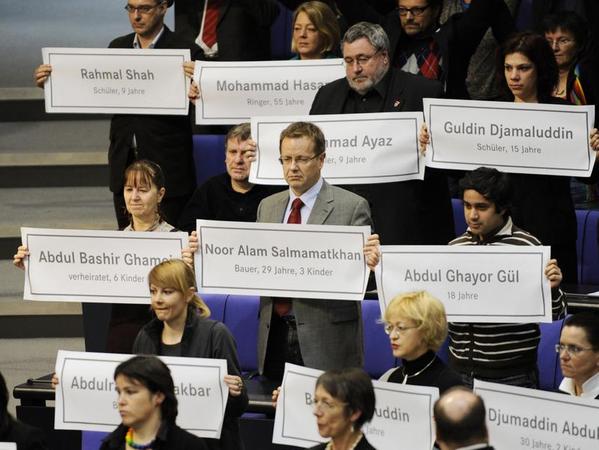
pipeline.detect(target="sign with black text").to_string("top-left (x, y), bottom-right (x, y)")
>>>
top-left (194, 59), bottom-right (345, 124)
top-left (195, 220), bottom-right (370, 300)
top-left (424, 98), bottom-right (595, 176)
top-left (273, 364), bottom-right (438, 449)
top-left (475, 380), bottom-right (599, 450)
top-left (250, 112), bottom-right (424, 185)
top-left (54, 351), bottom-right (228, 438)
top-left (42, 48), bottom-right (190, 114)
top-left (375, 245), bottom-right (552, 322)
top-left (22, 228), bottom-right (187, 303)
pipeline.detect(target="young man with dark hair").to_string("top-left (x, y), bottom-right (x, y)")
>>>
top-left (449, 167), bottom-right (565, 388)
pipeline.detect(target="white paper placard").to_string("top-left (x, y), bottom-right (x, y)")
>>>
top-left (54, 350), bottom-right (228, 438)
top-left (194, 59), bottom-right (345, 124)
top-left (249, 112), bottom-right (424, 185)
top-left (375, 245), bottom-right (552, 322)
top-left (42, 47), bottom-right (190, 115)
top-left (474, 380), bottom-right (599, 450)
top-left (273, 364), bottom-right (324, 448)
top-left (272, 364), bottom-right (439, 450)
top-left (21, 228), bottom-right (187, 303)
top-left (195, 220), bottom-right (370, 300)
top-left (0, 444), bottom-right (16, 450)
top-left (423, 98), bottom-right (596, 176)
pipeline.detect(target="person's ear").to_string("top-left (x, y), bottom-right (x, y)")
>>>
top-left (186, 287), bottom-right (196, 304)
top-left (153, 391), bottom-right (165, 407)
top-left (349, 409), bottom-right (362, 425)
top-left (157, 187), bottom-right (166, 203)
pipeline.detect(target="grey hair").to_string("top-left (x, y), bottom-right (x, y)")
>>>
top-left (342, 22), bottom-right (390, 53)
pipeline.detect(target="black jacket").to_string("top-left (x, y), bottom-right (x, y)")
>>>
top-left (108, 26), bottom-right (201, 197)
top-left (100, 423), bottom-right (208, 450)
top-left (0, 416), bottom-right (48, 450)
top-left (337, 0), bottom-right (514, 99)
top-left (133, 312), bottom-right (248, 450)
top-left (173, 0), bottom-right (279, 61)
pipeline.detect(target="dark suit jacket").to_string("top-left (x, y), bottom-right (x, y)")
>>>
top-left (310, 69), bottom-right (455, 246)
top-left (256, 180), bottom-right (371, 373)
top-left (108, 27), bottom-right (201, 198)
top-left (337, 0), bottom-right (514, 99)
top-left (173, 0), bottom-right (279, 61)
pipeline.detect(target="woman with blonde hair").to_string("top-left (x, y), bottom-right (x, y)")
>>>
top-left (291, 1), bottom-right (341, 60)
top-left (379, 291), bottom-right (462, 393)
top-left (133, 259), bottom-right (248, 450)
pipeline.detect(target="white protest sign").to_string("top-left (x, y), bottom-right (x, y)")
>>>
top-left (273, 364), bottom-right (438, 450)
top-left (195, 220), bottom-right (370, 300)
top-left (0, 444), bottom-right (16, 450)
top-left (424, 98), bottom-right (596, 176)
top-left (249, 112), bottom-right (424, 185)
top-left (273, 364), bottom-right (324, 448)
top-left (194, 59), bottom-right (345, 124)
top-left (474, 380), bottom-right (599, 450)
top-left (22, 228), bottom-right (187, 303)
top-left (375, 245), bottom-right (552, 322)
top-left (54, 351), bottom-right (228, 438)
top-left (42, 47), bottom-right (190, 115)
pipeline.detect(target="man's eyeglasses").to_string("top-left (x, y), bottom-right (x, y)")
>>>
top-left (555, 344), bottom-right (594, 356)
top-left (125, 2), bottom-right (164, 14)
top-left (398, 5), bottom-right (431, 17)
top-left (546, 38), bottom-right (573, 48)
top-left (278, 155), bottom-right (320, 166)
top-left (344, 51), bottom-right (380, 67)
top-left (383, 324), bottom-right (417, 336)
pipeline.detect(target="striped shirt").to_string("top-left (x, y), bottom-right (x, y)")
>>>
top-left (448, 217), bottom-right (565, 378)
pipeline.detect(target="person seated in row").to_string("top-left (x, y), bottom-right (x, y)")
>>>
top-left (100, 355), bottom-right (208, 450)
top-left (133, 259), bottom-right (247, 450)
top-left (290, 1), bottom-right (341, 60)
top-left (13, 160), bottom-right (196, 354)
top-left (434, 387), bottom-right (494, 450)
top-left (177, 123), bottom-right (283, 233)
top-left (0, 371), bottom-right (47, 450)
top-left (379, 291), bottom-right (462, 393)
top-left (448, 167), bottom-right (565, 388)
top-left (308, 368), bottom-right (376, 450)
top-left (558, 312), bottom-right (599, 399)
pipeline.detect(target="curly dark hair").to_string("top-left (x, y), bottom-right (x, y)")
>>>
top-left (496, 31), bottom-right (558, 102)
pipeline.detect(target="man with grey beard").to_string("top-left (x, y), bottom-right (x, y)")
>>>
top-left (310, 22), bottom-right (454, 246)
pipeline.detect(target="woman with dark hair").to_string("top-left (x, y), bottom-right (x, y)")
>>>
top-left (557, 313), bottom-right (599, 399)
top-left (542, 11), bottom-right (599, 202)
top-left (100, 355), bottom-right (209, 450)
top-left (493, 31), bottom-right (599, 284)
top-left (290, 2), bottom-right (341, 60)
top-left (14, 160), bottom-right (196, 353)
top-left (132, 259), bottom-right (248, 450)
top-left (542, 12), bottom-right (596, 107)
top-left (308, 368), bottom-right (376, 450)
top-left (0, 371), bottom-right (47, 450)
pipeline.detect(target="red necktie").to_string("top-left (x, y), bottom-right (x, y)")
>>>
top-left (274, 198), bottom-right (304, 316)
top-left (202, 0), bottom-right (221, 48)
top-left (287, 198), bottom-right (304, 224)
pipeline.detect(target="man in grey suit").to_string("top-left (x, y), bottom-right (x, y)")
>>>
top-left (255, 122), bottom-right (379, 381)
